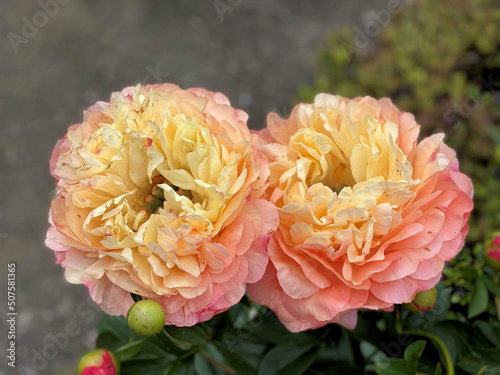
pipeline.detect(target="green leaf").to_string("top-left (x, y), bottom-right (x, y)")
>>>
top-left (434, 362), bottom-right (443, 375)
top-left (459, 266), bottom-right (479, 279)
top-left (423, 321), bottom-right (490, 367)
top-left (242, 312), bottom-right (317, 346)
top-left (148, 330), bottom-right (190, 356)
top-left (97, 314), bottom-right (130, 342)
top-left (374, 358), bottom-right (416, 375)
top-left (175, 358), bottom-right (196, 375)
top-left (275, 350), bottom-right (317, 375)
top-left (468, 276), bottom-right (489, 318)
top-left (458, 348), bottom-right (500, 375)
top-left (480, 273), bottom-right (500, 297)
top-left (96, 314), bottom-right (183, 360)
top-left (164, 325), bottom-right (208, 347)
top-left (194, 353), bottom-right (226, 375)
top-left (473, 321), bottom-right (500, 347)
top-left (404, 340), bottom-right (426, 361)
top-left (374, 341), bottom-right (426, 375)
top-left (114, 340), bottom-right (146, 362)
top-left (258, 342), bottom-right (317, 375)
top-left (96, 331), bottom-right (123, 351)
top-left (314, 364), bottom-right (365, 374)
top-left (214, 341), bottom-right (256, 375)
top-left (120, 358), bottom-right (174, 375)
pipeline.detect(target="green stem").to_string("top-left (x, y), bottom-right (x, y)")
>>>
top-left (179, 346), bottom-right (200, 360)
top-left (114, 339), bottom-right (145, 354)
top-left (162, 329), bottom-right (193, 351)
top-left (395, 305), bottom-right (403, 334)
top-left (200, 351), bottom-right (236, 375)
top-left (129, 333), bottom-right (136, 344)
top-left (405, 330), bottom-right (454, 375)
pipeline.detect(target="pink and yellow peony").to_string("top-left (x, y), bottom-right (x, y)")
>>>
top-left (248, 94), bottom-right (473, 332)
top-left (46, 84), bottom-right (278, 326)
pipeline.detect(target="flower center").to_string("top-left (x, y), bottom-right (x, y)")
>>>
top-left (145, 177), bottom-right (194, 214)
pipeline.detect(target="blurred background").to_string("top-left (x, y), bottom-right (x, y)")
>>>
top-left (0, 0), bottom-right (499, 374)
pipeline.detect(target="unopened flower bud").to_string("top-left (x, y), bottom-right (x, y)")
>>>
top-left (484, 233), bottom-right (500, 271)
top-left (145, 194), bottom-right (164, 214)
top-left (127, 299), bottom-right (166, 336)
top-left (403, 287), bottom-right (437, 312)
top-left (78, 349), bottom-right (120, 375)
top-left (152, 185), bottom-right (165, 201)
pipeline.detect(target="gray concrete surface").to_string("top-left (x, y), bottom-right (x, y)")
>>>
top-left (0, 1), bottom-right (392, 373)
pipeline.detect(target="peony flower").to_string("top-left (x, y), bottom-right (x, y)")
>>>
top-left (248, 94), bottom-right (473, 332)
top-left (78, 349), bottom-right (119, 375)
top-left (46, 84), bottom-right (278, 326)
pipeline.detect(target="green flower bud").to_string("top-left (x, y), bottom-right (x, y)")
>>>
top-left (145, 194), bottom-right (164, 214)
top-left (152, 185), bottom-right (165, 201)
top-left (403, 287), bottom-right (437, 312)
top-left (127, 299), bottom-right (166, 337)
top-left (78, 349), bottom-right (120, 375)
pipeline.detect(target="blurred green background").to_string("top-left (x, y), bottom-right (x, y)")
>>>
top-left (300, 0), bottom-right (500, 244)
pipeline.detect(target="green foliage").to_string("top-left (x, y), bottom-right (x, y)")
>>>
top-left (371, 340), bottom-right (427, 375)
top-left (90, 264), bottom-right (500, 375)
top-left (300, 0), bottom-right (500, 242)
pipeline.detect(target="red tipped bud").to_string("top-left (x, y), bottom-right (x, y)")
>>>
top-left (403, 287), bottom-right (437, 312)
top-left (78, 349), bottom-right (120, 375)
